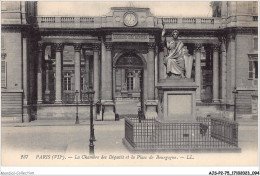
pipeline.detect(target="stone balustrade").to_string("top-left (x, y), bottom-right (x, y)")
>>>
top-left (37, 16), bottom-right (221, 29)
top-left (159, 17), bottom-right (221, 29)
top-left (37, 16), bottom-right (97, 28)
top-left (39, 16), bottom-right (95, 23)
top-left (161, 17), bottom-right (217, 24)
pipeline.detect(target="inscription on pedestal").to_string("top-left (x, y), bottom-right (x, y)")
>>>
top-left (112, 33), bottom-right (149, 42)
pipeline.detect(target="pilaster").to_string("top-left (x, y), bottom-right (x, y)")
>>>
top-left (221, 37), bottom-right (227, 104)
top-left (92, 43), bottom-right (100, 102)
top-left (37, 42), bottom-right (43, 104)
top-left (54, 43), bottom-right (64, 104)
top-left (212, 44), bottom-right (220, 102)
top-left (145, 42), bottom-right (157, 119)
top-left (195, 43), bottom-right (202, 102)
top-left (102, 41), bottom-right (114, 120)
top-left (74, 43), bottom-right (82, 98)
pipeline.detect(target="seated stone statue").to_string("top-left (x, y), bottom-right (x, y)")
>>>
top-left (162, 30), bottom-right (193, 79)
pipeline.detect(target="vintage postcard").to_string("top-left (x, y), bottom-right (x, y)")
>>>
top-left (1, 1), bottom-right (259, 175)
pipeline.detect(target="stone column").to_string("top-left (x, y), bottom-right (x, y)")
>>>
top-left (92, 43), bottom-right (100, 102)
top-left (213, 44), bottom-right (220, 102)
top-left (121, 69), bottom-right (126, 88)
top-left (84, 54), bottom-right (90, 89)
top-left (54, 43), bottom-right (63, 104)
top-left (74, 43), bottom-right (82, 98)
top-left (104, 42), bottom-right (113, 100)
top-left (101, 41), bottom-right (114, 120)
top-left (158, 42), bottom-right (166, 81)
top-left (23, 38), bottom-right (28, 105)
top-left (134, 71), bottom-right (140, 90)
top-left (145, 42), bottom-right (158, 119)
top-left (22, 38), bottom-right (30, 122)
top-left (195, 43), bottom-right (202, 102)
top-left (230, 34), bottom-right (236, 104)
top-left (147, 42), bottom-right (155, 99)
top-left (221, 37), bottom-right (227, 103)
top-left (154, 47), bottom-right (158, 99)
top-left (44, 60), bottom-right (52, 102)
top-left (37, 42), bottom-right (43, 104)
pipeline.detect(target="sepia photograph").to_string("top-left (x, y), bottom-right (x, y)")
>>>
top-left (1, 1), bottom-right (259, 175)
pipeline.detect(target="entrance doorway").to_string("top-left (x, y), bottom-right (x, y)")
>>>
top-left (113, 52), bottom-right (144, 115)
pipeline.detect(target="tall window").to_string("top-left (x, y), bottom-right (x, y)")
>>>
top-left (253, 37), bottom-right (258, 50)
top-left (1, 35), bottom-right (5, 50)
top-left (63, 73), bottom-right (71, 91)
top-left (1, 60), bottom-right (6, 88)
top-left (249, 58), bottom-right (258, 80)
top-left (252, 1), bottom-right (258, 14)
top-left (80, 75), bottom-right (84, 91)
top-left (127, 71), bottom-right (134, 90)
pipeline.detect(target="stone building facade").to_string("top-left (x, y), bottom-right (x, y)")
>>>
top-left (1, 1), bottom-right (258, 122)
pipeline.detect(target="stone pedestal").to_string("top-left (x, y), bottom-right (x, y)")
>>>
top-left (101, 100), bottom-right (115, 121)
top-left (157, 79), bottom-right (198, 122)
top-left (23, 105), bottom-right (31, 123)
top-left (145, 100), bottom-right (158, 119)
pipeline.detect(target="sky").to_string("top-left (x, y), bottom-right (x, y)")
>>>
top-left (38, 1), bottom-right (212, 17)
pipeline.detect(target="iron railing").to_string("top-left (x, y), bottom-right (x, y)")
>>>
top-left (124, 116), bottom-right (239, 150)
top-left (62, 92), bottom-right (91, 104)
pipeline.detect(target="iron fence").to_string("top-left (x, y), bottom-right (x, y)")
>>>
top-left (124, 116), bottom-right (239, 150)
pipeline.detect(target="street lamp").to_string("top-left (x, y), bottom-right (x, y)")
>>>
top-left (75, 90), bottom-right (79, 124)
top-left (232, 88), bottom-right (238, 121)
top-left (87, 85), bottom-right (95, 155)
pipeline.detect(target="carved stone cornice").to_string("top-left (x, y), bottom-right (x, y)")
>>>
top-left (235, 27), bottom-right (258, 35)
top-left (105, 42), bottom-right (113, 51)
top-left (195, 43), bottom-right (202, 51)
top-left (73, 43), bottom-right (82, 52)
top-left (53, 43), bottom-right (64, 52)
top-left (92, 43), bottom-right (100, 51)
top-left (147, 42), bottom-right (155, 51)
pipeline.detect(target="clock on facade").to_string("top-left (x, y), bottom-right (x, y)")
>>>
top-left (123, 12), bottom-right (138, 27)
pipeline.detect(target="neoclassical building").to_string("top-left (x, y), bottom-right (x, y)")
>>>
top-left (1, 1), bottom-right (258, 122)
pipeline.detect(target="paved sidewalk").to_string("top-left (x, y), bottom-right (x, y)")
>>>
top-left (1, 117), bottom-right (258, 166)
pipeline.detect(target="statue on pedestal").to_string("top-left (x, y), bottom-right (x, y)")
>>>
top-left (162, 29), bottom-right (193, 79)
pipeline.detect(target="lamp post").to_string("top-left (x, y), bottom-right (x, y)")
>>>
top-left (232, 88), bottom-right (238, 121)
top-left (87, 86), bottom-right (95, 155)
top-left (75, 90), bottom-right (79, 124)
